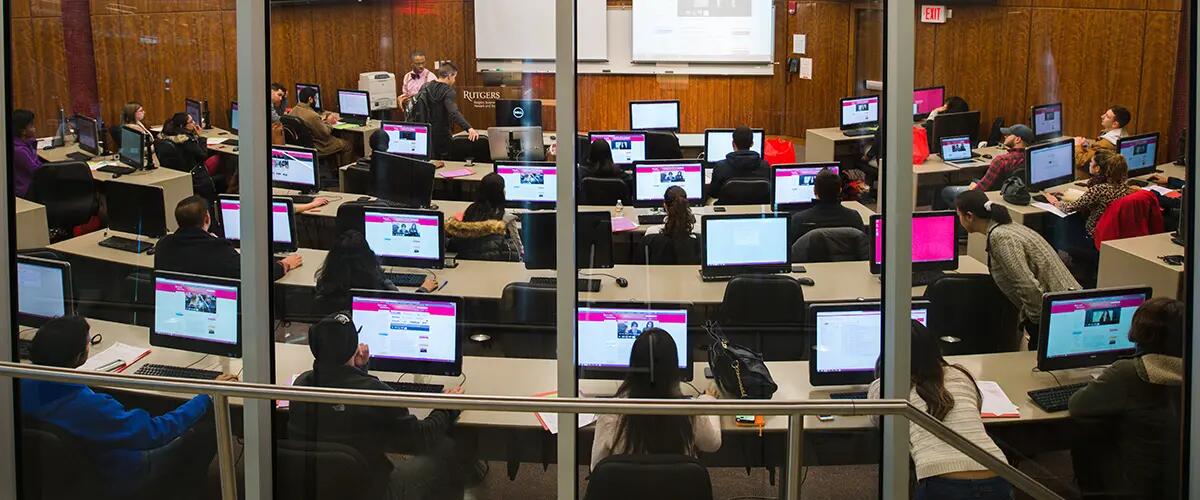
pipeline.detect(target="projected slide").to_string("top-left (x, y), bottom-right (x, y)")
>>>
top-left (633, 0), bottom-right (774, 63)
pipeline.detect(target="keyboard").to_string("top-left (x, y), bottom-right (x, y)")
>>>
top-left (97, 164), bottom-right (135, 175)
top-left (1027, 382), bottom-right (1089, 413)
top-left (830, 391), bottom-right (868, 400)
top-left (1031, 194), bottom-right (1049, 203)
top-left (528, 277), bottom-right (602, 292)
top-left (911, 270), bottom-right (946, 287)
top-left (99, 236), bottom-right (154, 253)
top-left (384, 381), bottom-right (445, 393)
top-left (843, 128), bottom-right (875, 137)
top-left (66, 152), bottom-right (93, 161)
top-left (223, 139), bottom-right (239, 147)
top-left (18, 339), bottom-right (33, 360)
top-left (386, 272), bottom-right (429, 288)
top-left (638, 214), bottom-right (666, 225)
top-left (1127, 179), bottom-right (1149, 188)
top-left (134, 363), bottom-right (222, 380)
top-left (700, 273), bottom-right (735, 283)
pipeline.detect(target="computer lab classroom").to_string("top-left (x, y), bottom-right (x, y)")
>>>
top-left (7, 0), bottom-right (1194, 498)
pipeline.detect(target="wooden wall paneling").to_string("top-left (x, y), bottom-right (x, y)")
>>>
top-left (89, 14), bottom-right (142, 129)
top-left (395, 0), bottom-right (467, 79)
top-left (1025, 8), bottom-right (1146, 140)
top-left (12, 0), bottom-right (32, 19)
top-left (783, 1), bottom-right (851, 137)
top-left (220, 10), bottom-right (237, 130)
top-left (167, 11), bottom-right (233, 130)
top-left (913, 18), bottom-right (936, 89)
top-left (1146, 0), bottom-right (1183, 11)
top-left (309, 3), bottom-right (396, 112)
top-left (1028, 0), bottom-right (1146, 9)
top-left (269, 6), bottom-right (317, 104)
top-left (1136, 11), bottom-right (1181, 164)
top-left (10, 17), bottom-right (72, 132)
top-left (851, 6), bottom-right (883, 96)
top-left (29, 0), bottom-right (62, 18)
top-left (89, 0), bottom-right (214, 15)
top-left (729, 76), bottom-right (783, 134)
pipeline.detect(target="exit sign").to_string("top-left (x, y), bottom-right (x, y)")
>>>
top-left (921, 5), bottom-right (947, 23)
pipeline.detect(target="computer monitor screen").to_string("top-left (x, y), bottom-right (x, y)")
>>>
top-left (229, 101), bottom-right (239, 134)
top-left (810, 302), bottom-right (929, 386)
top-left (496, 99), bottom-right (543, 127)
top-left (16, 256), bottom-right (72, 326)
top-left (588, 131), bottom-right (647, 166)
top-left (185, 99), bottom-right (202, 127)
top-left (496, 161), bottom-right (557, 208)
top-left (118, 126), bottom-right (145, 168)
top-left (362, 208), bottom-right (444, 269)
top-left (1119, 133), bottom-right (1159, 176)
top-left (701, 214), bottom-right (789, 269)
top-left (840, 96), bottom-right (880, 129)
top-left (1026, 139), bottom-right (1075, 191)
top-left (338, 89), bottom-right (370, 118)
top-left (104, 180), bottom-right (167, 238)
top-left (76, 115), bottom-right (99, 155)
top-left (372, 152), bottom-right (436, 209)
top-left (352, 291), bottom-right (462, 375)
top-left (704, 128), bottom-right (764, 161)
top-left (271, 145), bottom-right (318, 191)
top-left (1037, 287), bottom-right (1151, 371)
top-left (870, 211), bottom-right (958, 274)
top-left (633, 160), bottom-right (703, 207)
top-left (152, 272), bottom-right (241, 358)
top-left (913, 86), bottom-right (944, 119)
top-left (940, 135), bottom-right (973, 161)
top-left (773, 164), bottom-right (839, 209)
top-left (577, 304), bottom-right (692, 380)
top-left (630, 100), bottom-right (681, 131)
top-left (380, 121), bottom-right (431, 159)
top-left (296, 83), bottom-right (322, 110)
top-left (1032, 102), bottom-right (1063, 141)
top-left (217, 196), bottom-right (297, 252)
top-left (520, 211), bottom-right (614, 270)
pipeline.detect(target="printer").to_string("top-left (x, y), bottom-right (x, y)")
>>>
top-left (358, 71), bottom-right (397, 111)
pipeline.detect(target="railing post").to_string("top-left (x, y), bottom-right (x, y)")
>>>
top-left (784, 413), bottom-right (805, 500)
top-left (213, 394), bottom-right (238, 500)
top-left (554, 0), bottom-right (579, 498)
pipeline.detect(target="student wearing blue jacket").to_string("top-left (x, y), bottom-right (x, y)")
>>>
top-left (20, 316), bottom-right (236, 497)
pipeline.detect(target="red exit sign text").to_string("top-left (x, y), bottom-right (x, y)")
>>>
top-left (921, 5), bottom-right (947, 23)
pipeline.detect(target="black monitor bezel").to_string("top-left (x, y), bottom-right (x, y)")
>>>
top-left (270, 144), bottom-right (319, 192)
top-left (216, 194), bottom-right (298, 253)
top-left (350, 289), bottom-right (463, 376)
top-left (629, 99), bottom-right (681, 132)
top-left (839, 95), bottom-right (881, 130)
top-left (229, 101), bottom-right (239, 135)
top-left (1031, 102), bottom-right (1064, 143)
top-left (150, 271), bottom-right (242, 358)
top-left (703, 127), bottom-right (765, 161)
top-left (1024, 138), bottom-right (1076, 192)
top-left (868, 211), bottom-right (960, 275)
top-left (912, 85), bottom-right (945, 121)
top-left (771, 162), bottom-right (840, 211)
top-left (372, 151), bottom-right (436, 208)
top-left (378, 120), bottom-right (432, 160)
top-left (700, 212), bottom-right (791, 275)
top-left (930, 110), bottom-right (982, 150)
top-left (1118, 132), bottom-right (1161, 177)
top-left (75, 115), bottom-right (100, 156)
top-left (576, 301), bottom-right (695, 381)
top-left (361, 206), bottom-right (445, 269)
top-left (336, 88), bottom-right (371, 121)
top-left (495, 160), bottom-right (558, 209)
top-left (1036, 286), bottom-right (1153, 372)
top-left (519, 210), bottom-right (614, 270)
top-left (117, 125), bottom-right (146, 168)
top-left (808, 301), bottom-right (930, 386)
top-left (631, 159), bottom-right (705, 207)
top-left (15, 255), bottom-right (74, 327)
top-left (104, 179), bottom-right (167, 238)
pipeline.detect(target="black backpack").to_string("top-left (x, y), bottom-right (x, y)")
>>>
top-left (406, 85), bottom-right (434, 123)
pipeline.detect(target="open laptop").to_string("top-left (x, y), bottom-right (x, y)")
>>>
top-left (939, 135), bottom-right (986, 167)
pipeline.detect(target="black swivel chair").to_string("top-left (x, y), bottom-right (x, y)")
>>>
top-left (580, 177), bottom-right (630, 205)
top-left (924, 274), bottom-right (1022, 355)
top-left (280, 115), bottom-right (315, 149)
top-left (644, 131), bottom-right (683, 160)
top-left (154, 140), bottom-right (217, 202)
top-left (987, 117), bottom-right (1006, 147)
top-left (641, 233), bottom-right (700, 265)
top-left (21, 419), bottom-right (109, 500)
top-left (498, 282), bottom-right (557, 358)
top-left (120, 270), bottom-right (156, 327)
top-left (715, 179), bottom-right (771, 205)
top-left (790, 227), bottom-right (869, 263)
top-left (26, 161), bottom-right (100, 238)
top-left (585, 454), bottom-right (714, 500)
top-left (448, 135), bottom-right (491, 162)
top-left (275, 439), bottom-right (376, 500)
top-left (719, 274), bottom-right (806, 360)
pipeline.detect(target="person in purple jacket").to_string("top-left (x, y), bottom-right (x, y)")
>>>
top-left (20, 316), bottom-right (237, 497)
top-left (11, 109), bottom-right (41, 198)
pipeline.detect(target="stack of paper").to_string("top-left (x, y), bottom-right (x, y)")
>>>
top-left (976, 381), bottom-right (1020, 418)
top-left (1030, 201), bottom-right (1073, 218)
top-left (439, 168), bottom-right (475, 179)
top-left (78, 342), bottom-right (151, 373)
top-left (532, 391), bottom-right (599, 434)
top-left (611, 217), bottom-right (638, 232)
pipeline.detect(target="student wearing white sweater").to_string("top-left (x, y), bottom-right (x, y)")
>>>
top-left (869, 321), bottom-right (1013, 500)
top-left (590, 328), bottom-right (722, 471)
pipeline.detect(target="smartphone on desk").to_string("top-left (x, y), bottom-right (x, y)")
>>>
top-left (735, 415), bottom-right (763, 427)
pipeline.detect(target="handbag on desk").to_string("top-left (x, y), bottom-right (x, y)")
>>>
top-left (1000, 169), bottom-right (1031, 205)
top-left (705, 321), bottom-right (778, 399)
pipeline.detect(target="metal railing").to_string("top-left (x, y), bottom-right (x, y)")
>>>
top-left (0, 361), bottom-right (1062, 500)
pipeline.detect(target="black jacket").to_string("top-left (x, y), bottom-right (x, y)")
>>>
top-left (154, 226), bottom-right (284, 281)
top-left (707, 150), bottom-right (770, 199)
top-left (642, 233), bottom-right (700, 265)
top-left (421, 82), bottom-right (471, 134)
top-left (289, 364), bottom-right (459, 481)
top-left (790, 200), bottom-right (865, 240)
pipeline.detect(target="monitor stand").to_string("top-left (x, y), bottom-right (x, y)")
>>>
top-left (911, 270), bottom-right (946, 287)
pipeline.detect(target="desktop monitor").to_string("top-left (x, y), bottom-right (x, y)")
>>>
top-left (487, 126), bottom-right (546, 161)
top-left (229, 101), bottom-right (239, 134)
top-left (350, 290), bottom-right (463, 375)
top-left (337, 89), bottom-right (371, 124)
top-left (496, 161), bottom-right (557, 209)
top-left (362, 207), bottom-right (445, 269)
top-left (185, 98), bottom-right (203, 128)
top-left (840, 96), bottom-right (880, 130)
top-left (1036, 287), bottom-right (1152, 372)
top-left (216, 195), bottom-right (297, 253)
top-left (632, 160), bottom-right (703, 207)
top-left (577, 303), bottom-right (693, 381)
top-left (929, 111), bottom-right (981, 150)
top-left (704, 128), bottom-right (764, 161)
top-left (630, 100), bottom-right (681, 131)
top-left (152, 271), bottom-right (241, 358)
top-left (1119, 132), bottom-right (1160, 177)
top-left (939, 135), bottom-right (974, 162)
top-left (913, 86), bottom-right (945, 120)
top-left (588, 131), bottom-right (647, 167)
top-left (16, 255), bottom-right (73, 327)
top-left (75, 115), bottom-right (100, 156)
top-left (700, 213), bottom-right (790, 275)
top-left (104, 180), bottom-right (167, 238)
top-left (520, 211), bottom-right (614, 270)
top-left (809, 301), bottom-right (930, 386)
top-left (496, 99), bottom-right (543, 127)
top-left (372, 151), bottom-right (436, 208)
top-left (1031, 102), bottom-right (1063, 143)
top-left (1025, 139), bottom-right (1075, 191)
top-left (271, 145), bottom-right (318, 192)
top-left (118, 125), bottom-right (147, 169)
top-left (296, 83), bottom-right (322, 110)
top-left (772, 163), bottom-right (839, 210)
top-left (379, 121), bottom-right (431, 159)
top-left (869, 211), bottom-right (959, 275)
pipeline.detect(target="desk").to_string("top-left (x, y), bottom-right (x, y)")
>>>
top-left (1098, 233), bottom-right (1185, 299)
top-left (804, 128), bottom-right (873, 163)
top-left (48, 229), bottom-right (159, 268)
top-left (200, 127), bottom-right (239, 155)
top-left (15, 197), bottom-right (49, 250)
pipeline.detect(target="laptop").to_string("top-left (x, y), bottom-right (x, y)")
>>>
top-left (939, 135), bottom-right (986, 167)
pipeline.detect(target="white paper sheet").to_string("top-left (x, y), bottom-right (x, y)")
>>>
top-left (78, 342), bottom-right (150, 372)
top-left (977, 380), bottom-right (1020, 418)
top-left (1030, 201), bottom-right (1073, 218)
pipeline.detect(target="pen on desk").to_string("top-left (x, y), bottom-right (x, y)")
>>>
top-left (96, 359), bottom-right (125, 372)
top-left (435, 280), bottom-right (450, 292)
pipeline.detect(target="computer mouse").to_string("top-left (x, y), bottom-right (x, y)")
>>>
top-left (796, 277), bottom-right (815, 286)
top-left (615, 277), bottom-right (629, 288)
top-left (146, 246), bottom-right (156, 256)
top-left (981, 154), bottom-right (993, 160)
top-left (357, 196), bottom-right (372, 202)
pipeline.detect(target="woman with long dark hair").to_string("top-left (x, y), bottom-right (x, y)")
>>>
top-left (446, 172), bottom-right (522, 261)
top-left (642, 186), bottom-right (699, 264)
top-left (869, 321), bottom-right (1011, 500)
top-left (582, 139), bottom-right (623, 179)
top-left (314, 230), bottom-right (399, 312)
top-left (590, 329), bottom-right (720, 469)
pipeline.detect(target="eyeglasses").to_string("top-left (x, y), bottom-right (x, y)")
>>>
top-left (90, 333), bottom-right (103, 346)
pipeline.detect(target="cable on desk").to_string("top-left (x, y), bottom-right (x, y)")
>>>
top-left (684, 381), bottom-right (702, 397)
top-left (1031, 367), bottom-right (1063, 387)
top-left (396, 373), bottom-right (408, 382)
top-left (185, 354), bottom-right (210, 369)
top-left (457, 372), bottom-right (467, 388)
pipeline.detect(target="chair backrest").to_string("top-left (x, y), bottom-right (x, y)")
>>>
top-left (716, 179), bottom-right (771, 205)
top-left (280, 115), bottom-right (315, 148)
top-left (21, 419), bottom-right (107, 500)
top-left (498, 281), bottom-right (557, 357)
top-left (987, 116), bottom-right (1006, 146)
top-left (791, 227), bottom-right (868, 263)
top-left (449, 135), bottom-right (491, 162)
top-left (121, 270), bottom-right (155, 327)
top-left (584, 454), bottom-right (713, 500)
top-left (722, 274), bottom-right (804, 325)
top-left (642, 232), bottom-right (700, 265)
top-left (925, 274), bottom-right (1021, 355)
top-left (108, 124), bottom-right (122, 151)
top-left (275, 439), bottom-right (375, 500)
top-left (152, 139), bottom-right (187, 172)
top-left (1093, 189), bottom-right (1164, 250)
top-left (580, 177), bottom-right (630, 205)
top-left (28, 161), bottom-right (99, 230)
top-left (644, 131), bottom-right (683, 160)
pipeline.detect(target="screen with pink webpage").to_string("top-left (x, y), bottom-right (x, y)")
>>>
top-left (873, 215), bottom-right (957, 265)
top-left (352, 296), bottom-right (457, 363)
top-left (913, 87), bottom-right (944, 116)
top-left (577, 307), bottom-right (687, 369)
top-left (1044, 292), bottom-right (1146, 359)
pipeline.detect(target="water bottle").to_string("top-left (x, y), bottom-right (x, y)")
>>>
top-left (615, 199), bottom-right (624, 215)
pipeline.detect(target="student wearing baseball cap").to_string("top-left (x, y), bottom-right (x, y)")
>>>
top-left (937, 124), bottom-right (1033, 209)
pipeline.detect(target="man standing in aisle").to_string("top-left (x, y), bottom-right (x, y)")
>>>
top-left (408, 62), bottom-right (479, 160)
top-left (401, 51), bottom-right (438, 114)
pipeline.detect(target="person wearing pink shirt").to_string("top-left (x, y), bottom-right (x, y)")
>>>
top-left (401, 51), bottom-right (438, 113)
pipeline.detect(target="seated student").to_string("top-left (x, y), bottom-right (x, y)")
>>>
top-left (590, 328), bottom-right (721, 470)
top-left (288, 86), bottom-right (351, 165)
top-left (289, 312), bottom-right (473, 500)
top-left (11, 108), bottom-right (41, 198)
top-left (642, 186), bottom-right (699, 265)
top-left (121, 101), bottom-right (154, 137)
top-left (790, 168), bottom-right (864, 239)
top-left (1068, 297), bottom-right (1183, 499)
top-left (155, 196), bottom-right (302, 280)
top-left (920, 95), bottom-right (970, 129)
top-left (1073, 105), bottom-right (1131, 179)
top-left (868, 320), bottom-right (1012, 500)
top-left (955, 190), bottom-right (1079, 344)
top-left (446, 172), bottom-right (522, 261)
top-left (159, 112), bottom-right (220, 202)
top-left (21, 316), bottom-right (235, 498)
top-left (577, 139), bottom-right (632, 200)
top-left (1046, 150), bottom-right (1136, 239)
top-left (706, 125), bottom-right (770, 200)
top-left (313, 230), bottom-right (402, 313)
top-left (936, 124), bottom-right (1032, 209)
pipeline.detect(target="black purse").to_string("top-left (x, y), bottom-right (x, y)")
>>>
top-left (704, 321), bottom-right (778, 399)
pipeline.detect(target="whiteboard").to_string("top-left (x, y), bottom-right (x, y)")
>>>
top-left (474, 0), bottom-right (607, 61)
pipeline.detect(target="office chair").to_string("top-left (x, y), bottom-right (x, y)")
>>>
top-left (448, 135), bottom-right (491, 162)
top-left (26, 161), bottom-right (99, 237)
top-left (641, 233), bottom-right (700, 265)
top-left (154, 140), bottom-right (218, 202)
top-left (924, 274), bottom-right (1021, 355)
top-left (720, 274), bottom-right (806, 360)
top-left (280, 115), bottom-right (315, 148)
top-left (120, 270), bottom-right (155, 327)
top-left (498, 281), bottom-right (557, 358)
top-left (275, 439), bottom-right (376, 500)
top-left (342, 161), bottom-right (371, 195)
top-left (790, 227), bottom-right (869, 263)
top-left (21, 419), bottom-right (109, 500)
top-left (107, 124), bottom-right (122, 151)
top-left (584, 454), bottom-right (714, 500)
top-left (715, 179), bottom-right (771, 205)
top-left (644, 131), bottom-right (683, 159)
top-left (580, 177), bottom-right (631, 205)
top-left (987, 117), bottom-right (1006, 146)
